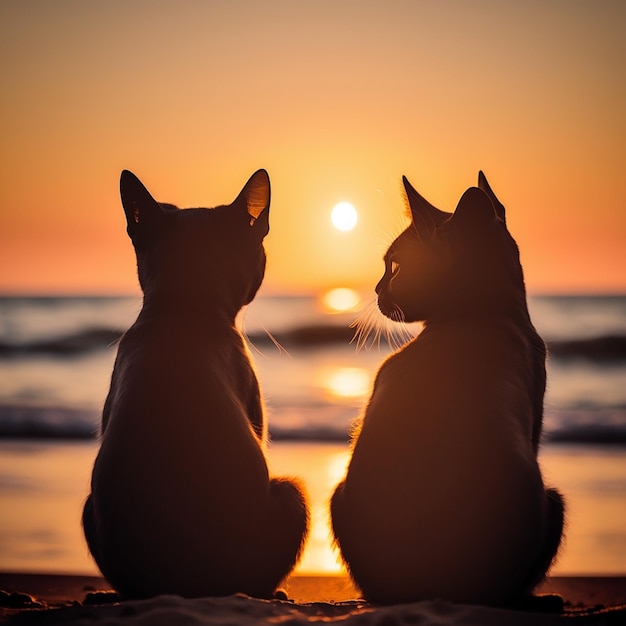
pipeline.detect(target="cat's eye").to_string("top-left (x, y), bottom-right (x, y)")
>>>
top-left (391, 261), bottom-right (399, 275)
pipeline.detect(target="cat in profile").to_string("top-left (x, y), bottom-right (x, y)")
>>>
top-left (83, 169), bottom-right (309, 599)
top-left (331, 172), bottom-right (564, 607)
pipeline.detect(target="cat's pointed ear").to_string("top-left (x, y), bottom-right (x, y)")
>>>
top-left (403, 176), bottom-right (449, 238)
top-left (477, 171), bottom-right (506, 222)
top-left (120, 170), bottom-right (165, 242)
top-left (234, 169), bottom-right (270, 238)
top-left (452, 187), bottom-right (498, 231)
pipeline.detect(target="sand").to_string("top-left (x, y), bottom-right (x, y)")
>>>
top-left (1, 443), bottom-right (625, 623)
top-left (1, 573), bottom-right (625, 625)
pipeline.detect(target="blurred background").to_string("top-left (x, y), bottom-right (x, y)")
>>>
top-left (0, 1), bottom-right (624, 579)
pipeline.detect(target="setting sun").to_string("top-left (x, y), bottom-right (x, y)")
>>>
top-left (331, 202), bottom-right (358, 232)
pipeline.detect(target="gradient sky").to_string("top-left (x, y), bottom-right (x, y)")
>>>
top-left (1, 0), bottom-right (624, 295)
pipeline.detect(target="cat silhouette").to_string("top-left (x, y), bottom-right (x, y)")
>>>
top-left (83, 170), bottom-right (309, 599)
top-left (331, 172), bottom-right (564, 607)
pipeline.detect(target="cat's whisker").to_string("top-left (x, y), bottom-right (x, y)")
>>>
top-left (371, 303), bottom-right (414, 352)
top-left (350, 301), bottom-right (371, 350)
top-left (391, 306), bottom-right (413, 351)
top-left (366, 304), bottom-right (383, 351)
top-left (261, 326), bottom-right (290, 356)
top-left (106, 337), bottom-right (122, 350)
top-left (385, 310), bottom-right (399, 351)
top-left (385, 312), bottom-right (399, 351)
top-left (243, 326), bottom-right (290, 357)
top-left (240, 305), bottom-right (290, 356)
top-left (375, 323), bottom-right (384, 351)
top-left (375, 220), bottom-right (409, 260)
top-left (351, 295), bottom-right (417, 353)
top-left (351, 296), bottom-right (384, 351)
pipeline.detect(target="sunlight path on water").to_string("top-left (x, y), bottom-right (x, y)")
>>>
top-left (0, 441), bottom-right (624, 576)
top-left (267, 442), bottom-right (350, 575)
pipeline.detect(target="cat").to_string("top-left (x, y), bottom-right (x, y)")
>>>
top-left (82, 169), bottom-right (309, 599)
top-left (330, 172), bottom-right (565, 607)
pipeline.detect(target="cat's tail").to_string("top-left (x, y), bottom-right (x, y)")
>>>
top-left (251, 477), bottom-right (309, 595)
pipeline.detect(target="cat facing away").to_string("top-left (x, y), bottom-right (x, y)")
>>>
top-left (83, 170), bottom-right (309, 599)
top-left (331, 172), bottom-right (565, 606)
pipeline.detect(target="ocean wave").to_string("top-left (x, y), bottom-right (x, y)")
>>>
top-left (249, 325), bottom-right (358, 347)
top-left (543, 408), bottom-right (626, 444)
top-left (0, 325), bottom-right (358, 357)
top-left (0, 328), bottom-right (123, 357)
top-left (0, 405), bottom-right (99, 439)
top-left (1, 404), bottom-right (625, 446)
top-left (2, 325), bottom-right (626, 361)
top-left (548, 335), bottom-right (626, 362)
top-left (546, 425), bottom-right (626, 445)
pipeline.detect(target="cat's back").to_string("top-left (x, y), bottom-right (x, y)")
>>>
top-left (104, 312), bottom-right (260, 435)
top-left (365, 320), bottom-right (537, 441)
top-left (342, 319), bottom-right (546, 573)
top-left (345, 317), bottom-right (544, 522)
top-left (117, 312), bottom-right (253, 379)
top-left (94, 310), bottom-right (267, 492)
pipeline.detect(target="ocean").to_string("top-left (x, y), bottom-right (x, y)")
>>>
top-left (0, 293), bottom-right (625, 576)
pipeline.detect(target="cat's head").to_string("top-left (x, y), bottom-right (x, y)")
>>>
top-left (376, 172), bottom-right (526, 323)
top-left (120, 169), bottom-right (270, 316)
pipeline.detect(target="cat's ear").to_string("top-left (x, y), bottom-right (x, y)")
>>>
top-left (477, 171), bottom-right (506, 222)
top-left (233, 169), bottom-right (270, 239)
top-left (403, 176), bottom-right (449, 239)
top-left (120, 170), bottom-right (165, 242)
top-left (451, 187), bottom-right (498, 232)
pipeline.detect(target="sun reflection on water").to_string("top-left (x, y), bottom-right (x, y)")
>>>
top-left (267, 442), bottom-right (351, 576)
top-left (320, 367), bottom-right (371, 399)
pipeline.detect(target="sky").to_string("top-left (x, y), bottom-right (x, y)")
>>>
top-left (1, 0), bottom-right (624, 296)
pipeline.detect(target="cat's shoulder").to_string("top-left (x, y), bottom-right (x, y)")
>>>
top-left (117, 313), bottom-right (247, 362)
top-left (376, 319), bottom-right (535, 380)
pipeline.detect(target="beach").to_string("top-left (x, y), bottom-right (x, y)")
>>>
top-left (3, 0), bottom-right (625, 620)
top-left (1, 440), bottom-right (625, 579)
top-left (1, 441), bottom-right (625, 622)
top-left (1, 573), bottom-right (625, 624)
top-left (1, 295), bottom-right (625, 622)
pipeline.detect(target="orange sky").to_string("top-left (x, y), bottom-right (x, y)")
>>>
top-left (1, 1), bottom-right (624, 296)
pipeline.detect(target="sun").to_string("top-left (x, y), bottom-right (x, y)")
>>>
top-left (331, 202), bottom-right (358, 231)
